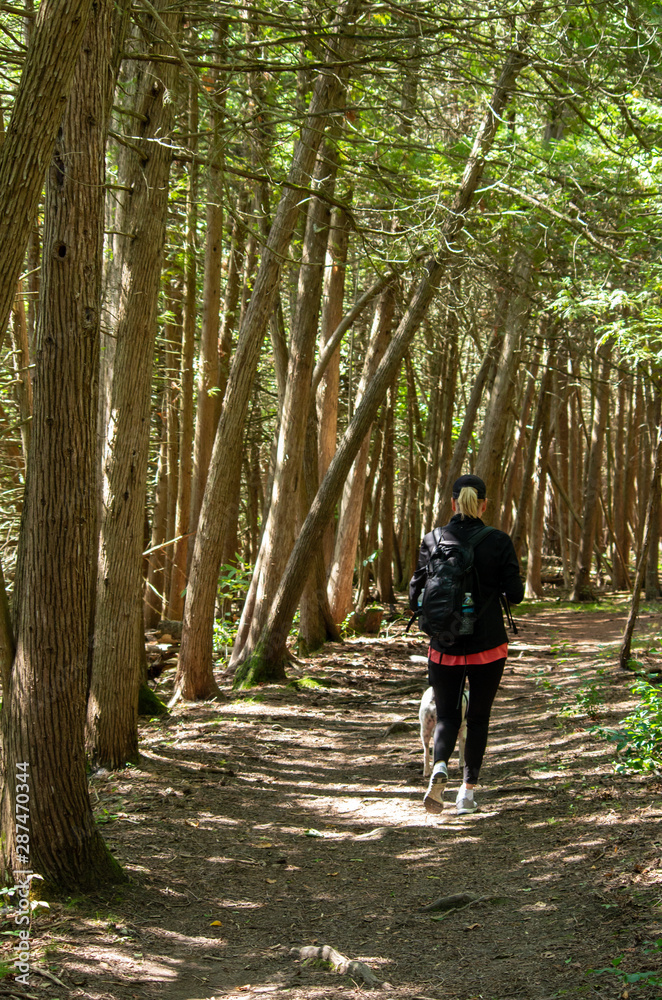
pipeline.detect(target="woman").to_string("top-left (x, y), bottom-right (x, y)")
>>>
top-left (409, 474), bottom-right (524, 814)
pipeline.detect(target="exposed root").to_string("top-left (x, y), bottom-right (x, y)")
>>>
top-left (291, 944), bottom-right (385, 988)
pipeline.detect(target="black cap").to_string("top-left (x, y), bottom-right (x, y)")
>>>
top-left (452, 474), bottom-right (486, 499)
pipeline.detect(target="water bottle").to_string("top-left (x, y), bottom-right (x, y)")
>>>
top-left (458, 591), bottom-right (475, 635)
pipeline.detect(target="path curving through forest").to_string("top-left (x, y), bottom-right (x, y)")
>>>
top-left (3, 604), bottom-right (662, 1000)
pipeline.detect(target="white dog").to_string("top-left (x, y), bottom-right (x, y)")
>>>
top-left (419, 685), bottom-right (469, 778)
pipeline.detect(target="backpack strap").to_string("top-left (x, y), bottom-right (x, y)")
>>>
top-left (467, 524), bottom-right (496, 549)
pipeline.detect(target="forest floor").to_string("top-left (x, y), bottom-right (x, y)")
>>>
top-left (2, 599), bottom-right (662, 1000)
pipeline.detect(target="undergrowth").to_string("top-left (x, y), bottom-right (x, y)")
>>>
top-left (593, 678), bottom-right (662, 773)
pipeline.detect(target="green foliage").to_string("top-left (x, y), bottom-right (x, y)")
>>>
top-left (589, 939), bottom-right (662, 989)
top-left (593, 679), bottom-right (662, 773)
top-left (212, 561), bottom-right (254, 655)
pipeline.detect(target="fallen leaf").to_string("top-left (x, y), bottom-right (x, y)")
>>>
top-left (327, 872), bottom-right (339, 877)
top-left (210, 920), bottom-right (222, 926)
top-left (266, 878), bottom-right (277, 884)
top-left (463, 923), bottom-right (482, 931)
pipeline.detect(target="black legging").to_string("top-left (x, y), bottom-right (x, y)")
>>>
top-left (428, 657), bottom-right (506, 785)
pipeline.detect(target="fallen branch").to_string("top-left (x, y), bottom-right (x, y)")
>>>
top-left (291, 944), bottom-right (382, 987)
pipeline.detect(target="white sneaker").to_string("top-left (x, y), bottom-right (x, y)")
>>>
top-left (424, 762), bottom-right (448, 814)
top-left (456, 785), bottom-right (478, 814)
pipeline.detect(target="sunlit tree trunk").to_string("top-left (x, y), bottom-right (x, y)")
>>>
top-left (317, 203), bottom-right (350, 569)
top-left (327, 279), bottom-right (397, 623)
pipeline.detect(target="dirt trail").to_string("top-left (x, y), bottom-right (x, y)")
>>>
top-left (2, 605), bottom-right (662, 1000)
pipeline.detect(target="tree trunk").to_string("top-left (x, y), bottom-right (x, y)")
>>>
top-left (377, 381), bottom-right (397, 605)
top-left (433, 329), bottom-right (499, 525)
top-left (611, 373), bottom-right (630, 588)
top-left (645, 391), bottom-right (661, 598)
top-left (87, 4), bottom-right (181, 767)
top-left (317, 202), bottom-right (350, 569)
top-left (620, 417), bottom-right (662, 669)
top-left (475, 253), bottom-right (531, 505)
top-left (511, 350), bottom-right (554, 558)
top-left (525, 348), bottom-right (556, 598)
top-left (298, 410), bottom-right (342, 653)
top-left (235, 29), bottom-right (535, 684)
top-left (571, 342), bottom-right (613, 602)
top-left (10, 283), bottom-right (33, 463)
top-left (169, 80), bottom-right (198, 619)
top-left (144, 414), bottom-right (168, 629)
top-left (164, 273), bottom-right (183, 605)
top-left (1, 0), bottom-right (125, 889)
top-left (0, 0), bottom-right (96, 343)
top-left (327, 279), bottom-right (397, 623)
top-left (189, 25), bottom-right (228, 548)
top-left (174, 4), bottom-right (362, 700)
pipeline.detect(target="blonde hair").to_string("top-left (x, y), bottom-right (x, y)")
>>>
top-left (456, 486), bottom-right (482, 519)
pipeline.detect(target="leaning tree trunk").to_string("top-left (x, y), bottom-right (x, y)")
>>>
top-left (173, 1), bottom-right (362, 700)
top-left (1, 0), bottom-right (126, 889)
top-left (87, 5), bottom-right (181, 768)
top-left (235, 26), bottom-right (535, 684)
top-left (620, 415), bottom-right (662, 669)
top-left (571, 341), bottom-right (613, 602)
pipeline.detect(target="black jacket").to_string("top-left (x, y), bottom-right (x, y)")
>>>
top-left (409, 514), bottom-right (524, 655)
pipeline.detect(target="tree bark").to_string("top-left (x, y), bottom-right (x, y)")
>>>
top-left (475, 253), bottom-right (531, 506)
top-left (327, 279), bottom-right (397, 623)
top-left (433, 329), bottom-right (499, 526)
top-left (317, 202), bottom-right (350, 569)
top-left (0, 0), bottom-right (96, 343)
top-left (620, 416), bottom-right (662, 669)
top-left (189, 24), bottom-right (228, 549)
top-left (511, 350), bottom-right (554, 558)
top-left (1, 0), bottom-right (125, 888)
top-left (376, 381), bottom-right (397, 605)
top-left (235, 27), bottom-right (535, 684)
top-left (571, 342), bottom-right (613, 602)
top-left (87, 3), bottom-right (181, 767)
top-left (169, 79), bottom-right (198, 620)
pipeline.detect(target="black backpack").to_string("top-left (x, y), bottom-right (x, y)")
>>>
top-left (409, 525), bottom-right (495, 646)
